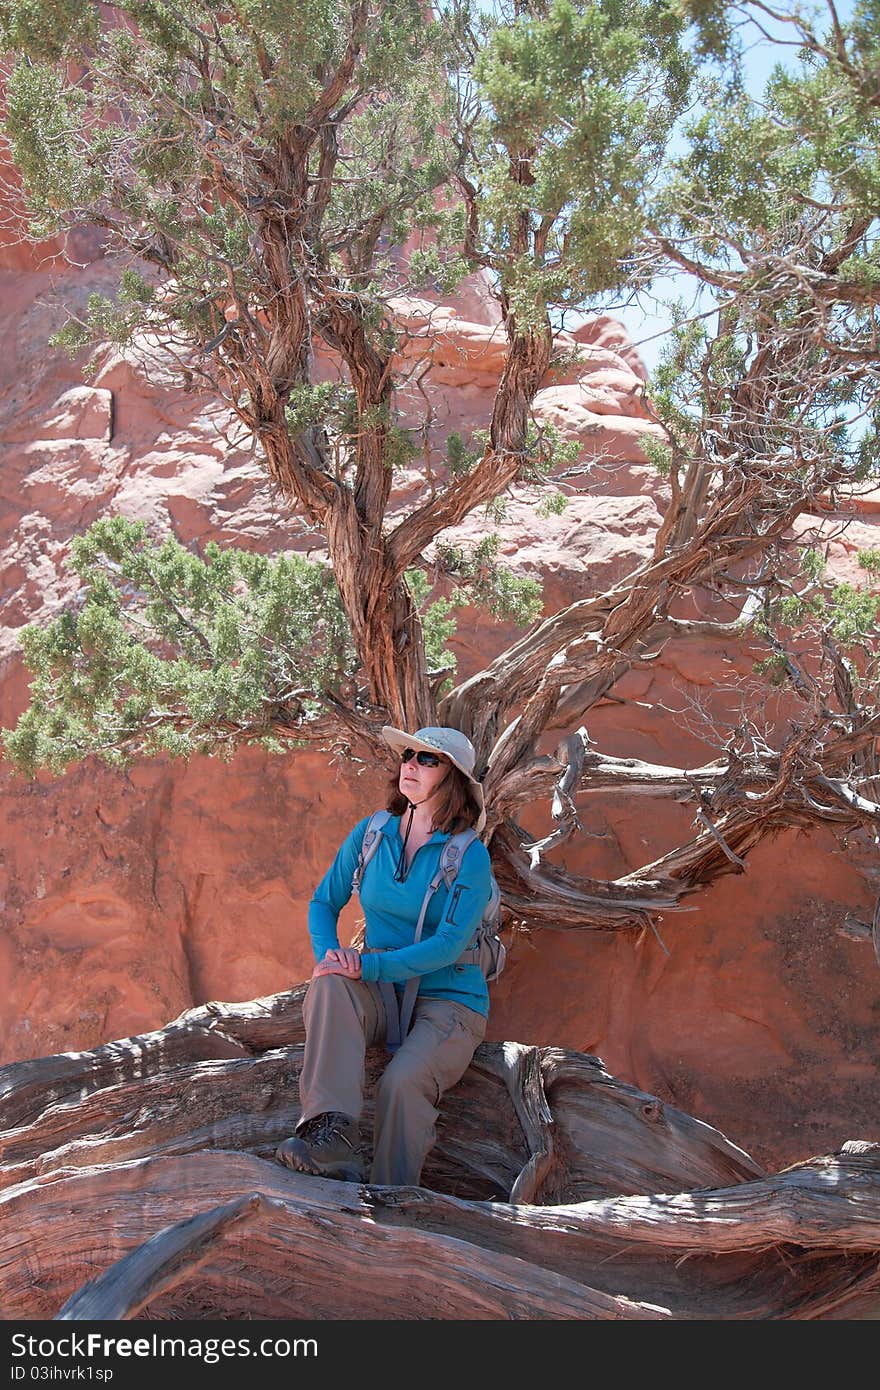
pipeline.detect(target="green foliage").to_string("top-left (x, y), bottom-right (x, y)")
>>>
top-left (857, 548), bottom-right (880, 576)
top-left (0, 0), bottom-right (99, 64)
top-left (646, 307), bottom-right (707, 435)
top-left (405, 542), bottom-right (545, 695)
top-left (3, 62), bottom-right (105, 230)
top-left (647, 1), bottom-right (880, 492)
top-left (49, 272), bottom-right (157, 368)
top-left (446, 431), bottom-right (483, 478)
top-left (284, 383), bottom-right (353, 436)
top-left (857, 414), bottom-right (880, 482)
top-left (669, 0), bottom-right (735, 61)
top-left (447, 422), bottom-right (577, 487)
top-left (642, 435), bottom-right (673, 477)
top-left (325, 49), bottom-right (461, 281)
top-left (1, 0), bottom-right (463, 358)
top-left (282, 387), bottom-right (417, 473)
top-left (383, 424), bottom-right (420, 473)
top-left (408, 244), bottom-right (470, 296)
top-left (437, 534), bottom-right (544, 626)
top-left (750, 543), bottom-right (880, 693)
top-left (801, 547), bottom-right (827, 585)
top-left (752, 652), bottom-right (789, 688)
top-left (825, 583), bottom-right (880, 646)
top-left (468, 0), bottom-right (691, 308)
top-left (3, 518), bottom-right (358, 776)
top-left (750, 547), bottom-right (828, 641)
top-left (521, 419), bottom-right (580, 481)
top-left (405, 568), bottom-right (458, 691)
top-left (534, 490), bottom-right (568, 518)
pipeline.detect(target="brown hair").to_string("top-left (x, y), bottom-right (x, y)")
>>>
top-left (385, 761), bottom-right (482, 834)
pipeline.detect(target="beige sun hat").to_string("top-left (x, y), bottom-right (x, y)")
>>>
top-left (381, 725), bottom-right (486, 832)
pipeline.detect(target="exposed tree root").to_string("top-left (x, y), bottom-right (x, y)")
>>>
top-left (1, 989), bottom-right (877, 1321)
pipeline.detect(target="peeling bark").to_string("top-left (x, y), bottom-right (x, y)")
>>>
top-left (1, 990), bottom-right (877, 1321)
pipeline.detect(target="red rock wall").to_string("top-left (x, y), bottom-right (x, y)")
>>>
top-left (2, 231), bottom-right (879, 1172)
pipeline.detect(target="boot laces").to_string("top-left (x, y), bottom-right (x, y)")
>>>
top-left (305, 1112), bottom-right (354, 1149)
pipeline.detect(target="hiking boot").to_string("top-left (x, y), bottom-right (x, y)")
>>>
top-left (275, 1112), bottom-right (364, 1181)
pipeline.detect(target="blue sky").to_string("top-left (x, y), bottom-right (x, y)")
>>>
top-left (601, 0), bottom-right (860, 373)
top-left (472, 0), bottom-right (860, 373)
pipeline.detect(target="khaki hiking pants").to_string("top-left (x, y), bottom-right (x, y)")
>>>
top-left (298, 972), bottom-right (487, 1186)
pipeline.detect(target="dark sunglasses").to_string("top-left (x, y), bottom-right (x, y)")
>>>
top-left (400, 748), bottom-right (443, 767)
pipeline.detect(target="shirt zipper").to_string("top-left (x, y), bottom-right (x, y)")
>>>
top-left (394, 827), bottom-right (443, 882)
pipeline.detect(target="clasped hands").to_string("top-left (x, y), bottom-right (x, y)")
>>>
top-left (312, 946), bottom-right (362, 980)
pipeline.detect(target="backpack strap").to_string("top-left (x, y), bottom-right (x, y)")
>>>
top-left (396, 856), bottom-right (449, 1046)
top-left (378, 980), bottom-right (402, 1051)
top-left (352, 810), bottom-right (392, 894)
top-left (438, 829), bottom-right (478, 888)
top-left (397, 833), bottom-right (485, 1044)
top-left (456, 873), bottom-right (503, 966)
top-left (352, 811), bottom-right (401, 1049)
top-left (445, 831), bottom-right (496, 966)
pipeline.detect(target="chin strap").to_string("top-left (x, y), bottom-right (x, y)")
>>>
top-left (394, 769), bottom-right (448, 882)
top-left (394, 801), bottom-right (418, 882)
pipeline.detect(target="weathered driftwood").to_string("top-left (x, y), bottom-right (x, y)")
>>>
top-left (1, 988), bottom-right (878, 1320)
top-left (0, 987), bottom-right (308, 1132)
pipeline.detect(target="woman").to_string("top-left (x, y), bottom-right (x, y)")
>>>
top-left (275, 724), bottom-right (492, 1186)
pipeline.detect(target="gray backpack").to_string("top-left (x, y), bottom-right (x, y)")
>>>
top-left (352, 810), bottom-right (506, 1048)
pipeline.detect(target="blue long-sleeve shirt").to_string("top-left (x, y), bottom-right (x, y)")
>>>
top-left (307, 814), bottom-right (492, 1017)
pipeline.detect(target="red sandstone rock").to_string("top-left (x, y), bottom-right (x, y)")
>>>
top-left (572, 313), bottom-right (651, 381)
top-left (532, 384), bottom-right (667, 463)
top-left (6, 385), bottom-right (114, 443)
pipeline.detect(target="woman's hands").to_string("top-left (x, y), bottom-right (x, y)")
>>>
top-left (312, 946), bottom-right (362, 980)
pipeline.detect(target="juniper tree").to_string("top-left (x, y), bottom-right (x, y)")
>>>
top-left (2, 0), bottom-right (880, 936)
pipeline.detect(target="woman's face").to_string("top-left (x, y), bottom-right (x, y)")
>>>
top-left (398, 749), bottom-right (450, 805)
